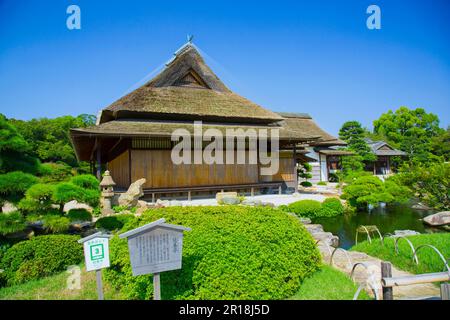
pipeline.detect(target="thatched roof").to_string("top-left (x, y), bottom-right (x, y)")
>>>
top-left (99, 43), bottom-right (283, 124)
top-left (276, 112), bottom-right (347, 146)
top-left (315, 148), bottom-right (354, 156)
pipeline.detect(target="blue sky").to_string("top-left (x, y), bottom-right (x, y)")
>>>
top-left (0, 0), bottom-right (449, 135)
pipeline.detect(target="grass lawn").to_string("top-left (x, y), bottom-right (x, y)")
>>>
top-left (351, 233), bottom-right (450, 275)
top-left (290, 265), bottom-right (371, 300)
top-left (0, 264), bottom-right (122, 300)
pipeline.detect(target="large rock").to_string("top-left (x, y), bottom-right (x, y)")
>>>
top-left (311, 231), bottom-right (339, 247)
top-left (392, 230), bottom-right (420, 237)
top-left (221, 196), bottom-right (240, 205)
top-left (304, 224), bottom-right (324, 233)
top-left (216, 192), bottom-right (238, 203)
top-left (118, 178), bottom-right (146, 208)
top-left (423, 211), bottom-right (450, 226)
top-left (2, 201), bottom-right (18, 213)
top-left (63, 200), bottom-right (93, 213)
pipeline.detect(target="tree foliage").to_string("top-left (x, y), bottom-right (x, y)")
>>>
top-left (10, 114), bottom-right (95, 167)
top-left (373, 107), bottom-right (443, 162)
top-left (339, 121), bottom-right (376, 162)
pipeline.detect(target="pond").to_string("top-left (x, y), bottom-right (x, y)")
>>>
top-left (313, 205), bottom-right (446, 249)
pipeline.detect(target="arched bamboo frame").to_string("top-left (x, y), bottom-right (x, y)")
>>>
top-left (330, 247), bottom-right (353, 269)
top-left (315, 239), bottom-right (333, 256)
top-left (353, 282), bottom-right (379, 301)
top-left (394, 236), bottom-right (418, 264)
top-left (355, 225), bottom-right (384, 245)
top-left (412, 244), bottom-right (450, 274)
top-left (350, 262), bottom-right (372, 282)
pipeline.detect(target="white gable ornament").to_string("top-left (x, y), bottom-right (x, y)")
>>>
top-left (119, 218), bottom-right (191, 300)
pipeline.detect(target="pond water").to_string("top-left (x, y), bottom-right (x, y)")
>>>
top-left (313, 205), bottom-right (446, 250)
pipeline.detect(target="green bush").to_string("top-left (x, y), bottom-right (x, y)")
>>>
top-left (67, 209), bottom-right (92, 222)
top-left (18, 183), bottom-right (55, 213)
top-left (341, 175), bottom-right (411, 209)
top-left (287, 200), bottom-right (322, 218)
top-left (95, 214), bottom-right (136, 231)
top-left (0, 171), bottom-right (38, 206)
top-left (104, 206), bottom-right (321, 300)
top-left (0, 212), bottom-right (27, 236)
top-left (70, 174), bottom-right (99, 190)
top-left (300, 181), bottom-right (313, 187)
top-left (317, 181), bottom-right (327, 186)
top-left (319, 198), bottom-right (344, 217)
top-left (38, 162), bottom-right (72, 183)
top-left (0, 235), bottom-right (82, 285)
top-left (42, 215), bottom-right (70, 233)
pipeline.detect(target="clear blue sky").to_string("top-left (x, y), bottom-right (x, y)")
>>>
top-left (1, 0), bottom-right (449, 135)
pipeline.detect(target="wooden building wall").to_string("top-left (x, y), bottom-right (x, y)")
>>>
top-left (107, 148), bottom-right (295, 189)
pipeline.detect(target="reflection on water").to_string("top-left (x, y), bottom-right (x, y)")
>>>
top-left (313, 205), bottom-right (445, 249)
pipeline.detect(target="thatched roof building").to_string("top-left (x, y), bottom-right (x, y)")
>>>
top-left (70, 42), bottom-right (345, 196)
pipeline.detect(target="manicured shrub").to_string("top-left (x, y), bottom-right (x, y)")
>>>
top-left (67, 208), bottom-right (92, 222)
top-left (319, 198), bottom-right (344, 217)
top-left (341, 175), bottom-right (411, 209)
top-left (317, 181), bottom-right (327, 186)
top-left (0, 235), bottom-right (82, 285)
top-left (95, 214), bottom-right (136, 231)
top-left (18, 183), bottom-right (55, 213)
top-left (287, 200), bottom-right (322, 218)
top-left (0, 211), bottom-right (27, 236)
top-left (38, 162), bottom-right (72, 183)
top-left (104, 206), bottom-right (321, 300)
top-left (0, 171), bottom-right (38, 206)
top-left (300, 181), bottom-right (313, 187)
top-left (42, 215), bottom-right (70, 233)
top-left (70, 174), bottom-right (99, 190)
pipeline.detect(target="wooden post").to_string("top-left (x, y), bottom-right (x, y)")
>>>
top-left (96, 143), bottom-right (102, 180)
top-left (381, 261), bottom-right (393, 300)
top-left (441, 283), bottom-right (450, 300)
top-left (152, 193), bottom-right (155, 204)
top-left (251, 187), bottom-right (254, 197)
top-left (153, 273), bottom-right (161, 300)
top-left (188, 191), bottom-right (191, 201)
top-left (96, 270), bottom-right (104, 300)
top-left (278, 185), bottom-right (282, 195)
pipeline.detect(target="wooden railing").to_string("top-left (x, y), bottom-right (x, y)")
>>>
top-left (381, 261), bottom-right (450, 300)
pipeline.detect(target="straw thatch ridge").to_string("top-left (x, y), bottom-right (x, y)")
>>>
top-left (100, 44), bottom-right (284, 124)
top-left (277, 112), bottom-right (347, 146)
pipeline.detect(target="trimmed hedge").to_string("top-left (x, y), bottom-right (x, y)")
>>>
top-left (104, 206), bottom-right (321, 300)
top-left (287, 199), bottom-right (344, 218)
top-left (95, 214), bottom-right (136, 231)
top-left (0, 235), bottom-right (82, 285)
top-left (67, 208), bottom-right (92, 222)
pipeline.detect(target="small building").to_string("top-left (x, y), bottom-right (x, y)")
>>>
top-left (276, 113), bottom-right (353, 183)
top-left (364, 139), bottom-right (407, 175)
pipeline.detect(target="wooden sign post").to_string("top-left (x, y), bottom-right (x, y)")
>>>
top-left (119, 218), bottom-right (191, 300)
top-left (78, 232), bottom-right (112, 300)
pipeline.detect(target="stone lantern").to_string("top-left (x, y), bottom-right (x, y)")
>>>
top-left (100, 170), bottom-right (116, 215)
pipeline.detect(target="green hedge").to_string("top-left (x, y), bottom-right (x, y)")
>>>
top-left (95, 214), bottom-right (136, 231)
top-left (67, 209), bottom-right (92, 222)
top-left (104, 206), bottom-right (321, 300)
top-left (0, 235), bottom-right (82, 285)
top-left (287, 199), bottom-right (344, 218)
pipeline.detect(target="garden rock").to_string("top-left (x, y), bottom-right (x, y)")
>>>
top-left (261, 202), bottom-right (275, 207)
top-left (69, 221), bottom-right (93, 232)
top-left (392, 230), bottom-right (420, 237)
top-left (412, 202), bottom-right (432, 210)
top-left (216, 192), bottom-right (238, 203)
top-left (304, 224), bottom-right (324, 233)
top-left (2, 201), bottom-right (17, 213)
top-left (155, 199), bottom-right (170, 207)
top-left (311, 231), bottom-right (339, 247)
top-left (241, 199), bottom-right (262, 206)
top-left (298, 217), bottom-right (312, 224)
top-left (423, 211), bottom-right (450, 226)
top-left (221, 196), bottom-right (240, 205)
top-left (118, 178), bottom-right (146, 208)
top-left (63, 200), bottom-right (93, 213)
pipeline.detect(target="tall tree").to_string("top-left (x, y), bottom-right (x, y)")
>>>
top-left (373, 107), bottom-right (442, 162)
top-left (339, 121), bottom-right (376, 162)
top-left (0, 114), bottom-right (39, 174)
top-left (10, 114), bottom-right (96, 167)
